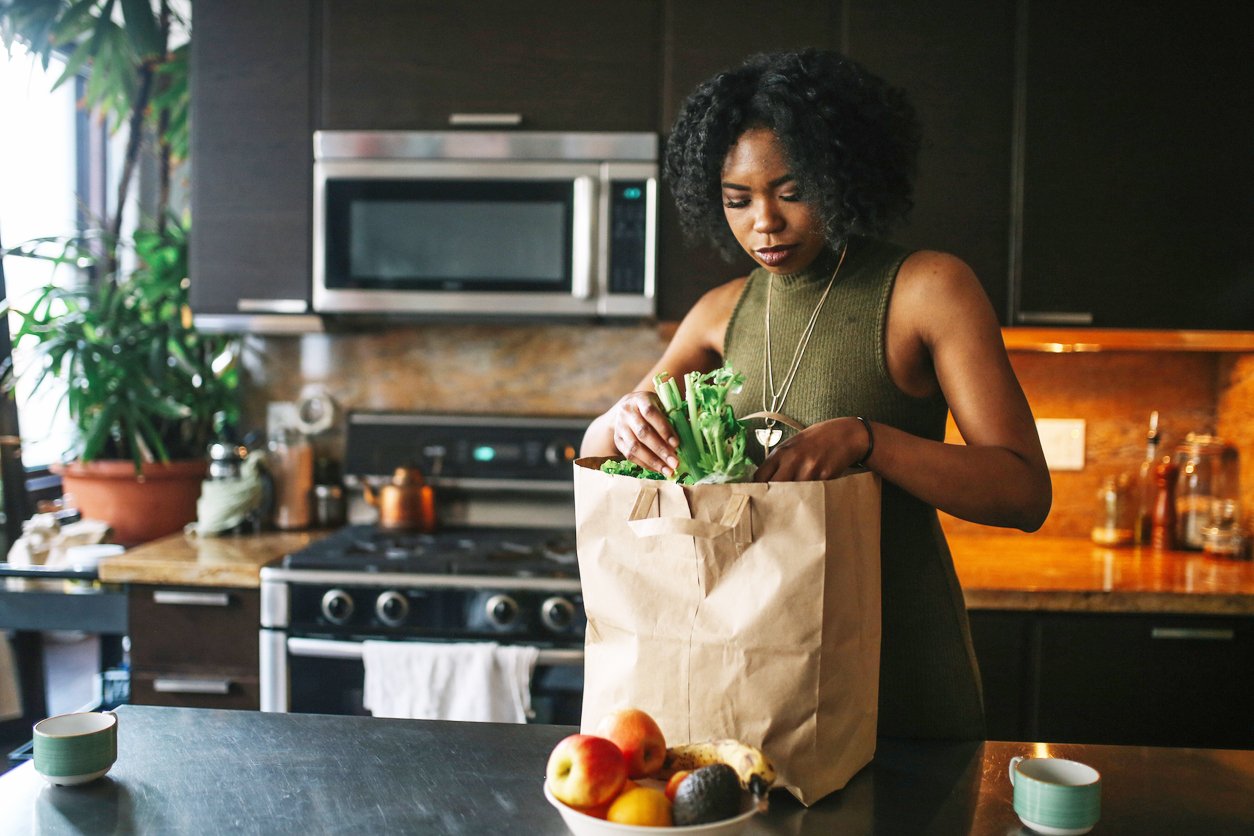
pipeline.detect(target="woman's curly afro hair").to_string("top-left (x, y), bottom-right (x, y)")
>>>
top-left (664, 48), bottom-right (921, 260)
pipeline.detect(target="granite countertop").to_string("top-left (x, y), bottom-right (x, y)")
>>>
top-left (98, 531), bottom-right (327, 589)
top-left (1, 705), bottom-right (1251, 834)
top-left (96, 529), bottom-right (1254, 614)
top-left (949, 533), bottom-right (1254, 615)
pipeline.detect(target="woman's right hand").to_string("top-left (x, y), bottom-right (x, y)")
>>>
top-left (608, 390), bottom-right (679, 477)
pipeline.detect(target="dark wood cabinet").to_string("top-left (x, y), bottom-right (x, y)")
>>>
top-left (188, 1), bottom-right (1252, 330)
top-left (189, 0), bottom-right (313, 318)
top-left (970, 609), bottom-right (1254, 749)
top-left (318, 0), bottom-right (661, 132)
top-left (847, 0), bottom-right (1017, 323)
top-left (1013, 2), bottom-right (1254, 329)
top-left (128, 586), bottom-right (260, 711)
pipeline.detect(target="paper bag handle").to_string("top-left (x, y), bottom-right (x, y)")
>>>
top-left (626, 485), bottom-right (752, 544)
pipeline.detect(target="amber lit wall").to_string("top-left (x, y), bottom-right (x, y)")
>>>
top-left (241, 324), bottom-right (1254, 540)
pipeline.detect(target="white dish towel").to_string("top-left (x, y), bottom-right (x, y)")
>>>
top-left (361, 641), bottom-right (540, 723)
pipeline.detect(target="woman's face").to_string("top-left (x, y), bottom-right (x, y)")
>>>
top-left (721, 127), bottom-right (826, 274)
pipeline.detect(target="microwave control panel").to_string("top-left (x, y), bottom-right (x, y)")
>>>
top-left (608, 180), bottom-right (649, 294)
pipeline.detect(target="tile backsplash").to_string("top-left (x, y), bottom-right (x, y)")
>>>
top-left (240, 323), bottom-right (1254, 540)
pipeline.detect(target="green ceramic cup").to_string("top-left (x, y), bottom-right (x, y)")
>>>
top-left (1008, 756), bottom-right (1101, 835)
top-left (33, 711), bottom-right (118, 786)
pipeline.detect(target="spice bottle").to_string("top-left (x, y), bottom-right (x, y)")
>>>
top-left (1091, 474), bottom-right (1134, 546)
top-left (269, 427), bottom-right (314, 530)
top-left (1132, 410), bottom-right (1161, 545)
top-left (1150, 457), bottom-right (1179, 550)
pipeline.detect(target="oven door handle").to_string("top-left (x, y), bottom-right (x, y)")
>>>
top-left (286, 637), bottom-right (585, 666)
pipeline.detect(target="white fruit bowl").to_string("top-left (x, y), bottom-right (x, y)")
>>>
top-left (543, 781), bottom-right (759, 836)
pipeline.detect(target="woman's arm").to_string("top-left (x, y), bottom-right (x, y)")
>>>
top-left (755, 251), bottom-right (1052, 531)
top-left (581, 279), bottom-right (743, 475)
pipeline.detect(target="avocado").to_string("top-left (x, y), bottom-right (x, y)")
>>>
top-left (670, 763), bottom-right (742, 826)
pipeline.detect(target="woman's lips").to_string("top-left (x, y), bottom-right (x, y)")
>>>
top-left (756, 245), bottom-right (796, 266)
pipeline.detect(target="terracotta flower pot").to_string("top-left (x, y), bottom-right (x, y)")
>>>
top-left (54, 459), bottom-right (207, 547)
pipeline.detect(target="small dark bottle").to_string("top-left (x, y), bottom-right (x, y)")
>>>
top-left (1150, 457), bottom-right (1179, 550)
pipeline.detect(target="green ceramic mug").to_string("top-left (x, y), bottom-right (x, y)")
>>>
top-left (1008, 756), bottom-right (1101, 835)
top-left (33, 711), bottom-right (118, 786)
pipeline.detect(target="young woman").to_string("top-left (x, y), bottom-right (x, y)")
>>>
top-left (581, 49), bottom-right (1052, 739)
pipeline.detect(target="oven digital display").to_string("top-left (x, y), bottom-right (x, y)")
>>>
top-left (471, 443), bottom-right (521, 463)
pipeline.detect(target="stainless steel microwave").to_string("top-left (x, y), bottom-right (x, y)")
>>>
top-left (312, 131), bottom-right (657, 319)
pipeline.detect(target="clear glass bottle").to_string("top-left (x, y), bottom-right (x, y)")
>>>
top-left (1132, 410), bottom-right (1160, 545)
top-left (269, 427), bottom-right (314, 530)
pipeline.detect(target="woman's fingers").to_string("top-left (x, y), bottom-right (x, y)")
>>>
top-left (613, 393), bottom-right (678, 476)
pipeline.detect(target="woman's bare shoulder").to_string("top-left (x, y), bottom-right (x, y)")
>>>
top-left (894, 249), bottom-right (998, 334)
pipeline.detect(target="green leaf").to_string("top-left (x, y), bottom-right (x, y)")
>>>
top-left (118, 0), bottom-right (162, 59)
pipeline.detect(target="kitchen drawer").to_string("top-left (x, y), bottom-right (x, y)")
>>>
top-left (128, 586), bottom-right (260, 674)
top-left (1035, 613), bottom-right (1254, 749)
top-left (130, 671), bottom-right (261, 711)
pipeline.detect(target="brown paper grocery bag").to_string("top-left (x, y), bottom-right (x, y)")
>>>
top-left (574, 458), bottom-right (881, 806)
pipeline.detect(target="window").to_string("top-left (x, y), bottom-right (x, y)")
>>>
top-left (0, 42), bottom-right (132, 469)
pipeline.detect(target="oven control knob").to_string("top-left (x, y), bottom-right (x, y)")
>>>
top-left (321, 589), bottom-right (355, 625)
top-left (545, 441), bottom-right (577, 467)
top-left (375, 590), bottom-right (409, 627)
top-left (541, 597), bottom-right (575, 632)
top-left (485, 594), bottom-right (519, 629)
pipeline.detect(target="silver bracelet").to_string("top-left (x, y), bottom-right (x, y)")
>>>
top-left (854, 416), bottom-right (874, 468)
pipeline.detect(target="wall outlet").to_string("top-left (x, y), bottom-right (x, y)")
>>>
top-left (1036, 418), bottom-right (1086, 471)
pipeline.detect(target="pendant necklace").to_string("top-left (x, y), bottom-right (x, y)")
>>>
top-left (757, 242), bottom-right (849, 451)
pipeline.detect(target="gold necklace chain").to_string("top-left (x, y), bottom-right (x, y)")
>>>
top-left (758, 243), bottom-right (849, 450)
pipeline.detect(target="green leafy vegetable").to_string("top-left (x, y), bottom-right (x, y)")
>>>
top-left (599, 459), bottom-right (667, 480)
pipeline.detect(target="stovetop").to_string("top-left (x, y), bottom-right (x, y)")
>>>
top-left (282, 524), bottom-right (578, 579)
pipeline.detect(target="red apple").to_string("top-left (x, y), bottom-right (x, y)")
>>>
top-left (545, 734), bottom-right (628, 808)
top-left (595, 708), bottom-right (667, 778)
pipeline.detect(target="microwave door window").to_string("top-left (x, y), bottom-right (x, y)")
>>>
top-left (325, 180), bottom-right (574, 292)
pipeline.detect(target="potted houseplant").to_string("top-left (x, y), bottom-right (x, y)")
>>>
top-left (1, 1), bottom-right (239, 545)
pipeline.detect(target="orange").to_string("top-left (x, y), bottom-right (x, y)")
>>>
top-left (606, 786), bottom-right (672, 827)
top-left (664, 770), bottom-right (691, 801)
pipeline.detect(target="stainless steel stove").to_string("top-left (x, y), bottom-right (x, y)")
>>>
top-left (259, 413), bottom-right (589, 722)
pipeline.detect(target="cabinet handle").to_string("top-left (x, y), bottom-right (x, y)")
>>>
top-left (237, 298), bottom-right (309, 314)
top-left (1015, 311), bottom-right (1094, 325)
top-left (153, 590), bottom-right (231, 607)
top-left (1150, 627), bottom-right (1235, 641)
top-left (153, 677), bottom-right (233, 695)
top-left (448, 112), bottom-right (523, 127)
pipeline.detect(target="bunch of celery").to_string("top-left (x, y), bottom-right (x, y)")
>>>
top-left (600, 365), bottom-right (753, 484)
top-left (654, 366), bottom-right (753, 483)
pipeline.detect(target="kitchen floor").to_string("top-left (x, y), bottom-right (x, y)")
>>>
top-left (2, 632), bottom-right (101, 776)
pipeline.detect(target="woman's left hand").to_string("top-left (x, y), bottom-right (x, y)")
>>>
top-left (753, 417), bottom-right (871, 482)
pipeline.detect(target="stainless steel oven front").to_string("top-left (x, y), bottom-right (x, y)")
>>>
top-left (259, 568), bottom-right (586, 725)
top-left (313, 130), bottom-right (657, 319)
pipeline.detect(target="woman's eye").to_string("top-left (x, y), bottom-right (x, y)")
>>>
top-left (780, 192), bottom-right (801, 202)
top-left (723, 198), bottom-right (749, 209)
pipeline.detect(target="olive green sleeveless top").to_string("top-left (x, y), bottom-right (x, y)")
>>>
top-left (724, 236), bottom-right (985, 740)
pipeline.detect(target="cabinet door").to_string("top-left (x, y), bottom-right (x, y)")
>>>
top-left (189, 0), bottom-right (313, 317)
top-left (1035, 613), bottom-right (1254, 749)
top-left (657, 0), bottom-right (837, 321)
top-left (968, 610), bottom-right (1032, 740)
top-left (319, 0), bottom-right (661, 131)
top-left (1014, 2), bottom-right (1254, 329)
top-left (847, 0), bottom-right (1017, 322)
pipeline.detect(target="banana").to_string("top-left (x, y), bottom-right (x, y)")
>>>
top-left (661, 739), bottom-right (776, 800)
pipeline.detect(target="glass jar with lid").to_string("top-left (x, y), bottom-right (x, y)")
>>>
top-left (1173, 433), bottom-right (1240, 550)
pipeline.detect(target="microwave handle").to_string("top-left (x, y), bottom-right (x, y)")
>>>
top-left (571, 175), bottom-right (597, 299)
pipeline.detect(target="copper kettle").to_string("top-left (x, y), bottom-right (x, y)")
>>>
top-left (363, 466), bottom-right (437, 532)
